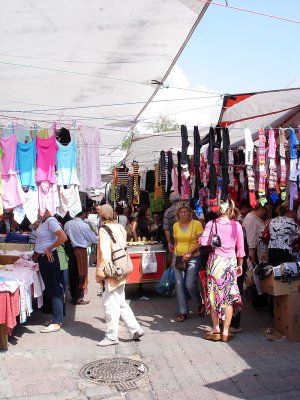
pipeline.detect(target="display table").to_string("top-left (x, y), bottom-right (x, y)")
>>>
top-left (126, 243), bottom-right (167, 285)
top-left (0, 256), bottom-right (45, 350)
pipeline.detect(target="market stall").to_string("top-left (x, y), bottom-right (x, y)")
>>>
top-left (0, 244), bottom-right (43, 350)
top-left (126, 242), bottom-right (167, 285)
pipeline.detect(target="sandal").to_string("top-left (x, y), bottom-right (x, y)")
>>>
top-left (221, 333), bottom-right (234, 342)
top-left (205, 332), bottom-right (221, 341)
top-left (177, 314), bottom-right (187, 322)
top-left (76, 300), bottom-right (90, 305)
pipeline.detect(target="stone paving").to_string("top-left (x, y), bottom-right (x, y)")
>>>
top-left (1, 265), bottom-right (300, 400)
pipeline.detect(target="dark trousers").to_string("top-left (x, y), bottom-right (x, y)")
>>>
top-left (68, 248), bottom-right (80, 304)
top-left (38, 251), bottom-right (64, 323)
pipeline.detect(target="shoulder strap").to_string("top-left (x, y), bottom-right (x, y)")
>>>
top-left (213, 219), bottom-right (218, 234)
top-left (101, 224), bottom-right (116, 244)
top-left (187, 220), bottom-right (194, 251)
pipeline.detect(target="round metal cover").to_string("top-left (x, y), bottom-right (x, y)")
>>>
top-left (79, 358), bottom-right (147, 386)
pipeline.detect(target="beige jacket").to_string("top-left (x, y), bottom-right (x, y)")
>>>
top-left (96, 222), bottom-right (127, 291)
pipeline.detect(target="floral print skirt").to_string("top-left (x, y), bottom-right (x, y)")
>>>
top-left (206, 253), bottom-right (242, 320)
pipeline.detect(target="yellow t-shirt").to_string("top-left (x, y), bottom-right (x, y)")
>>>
top-left (173, 220), bottom-right (203, 256)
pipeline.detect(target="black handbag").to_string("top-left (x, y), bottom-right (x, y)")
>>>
top-left (200, 220), bottom-right (222, 253)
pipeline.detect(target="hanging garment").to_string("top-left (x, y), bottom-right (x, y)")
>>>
top-left (277, 128), bottom-right (287, 201)
top-left (244, 128), bottom-right (254, 166)
top-left (268, 129), bottom-right (277, 193)
top-left (127, 175), bottom-right (133, 205)
top-left (180, 125), bottom-right (189, 166)
top-left (193, 126), bottom-right (202, 199)
top-left (208, 164), bottom-right (217, 200)
top-left (76, 126), bottom-right (102, 191)
top-left (289, 128), bottom-right (299, 159)
top-left (0, 134), bottom-right (24, 209)
top-left (132, 161), bottom-right (140, 205)
top-left (38, 181), bottom-right (59, 216)
top-left (154, 164), bottom-right (162, 199)
top-left (208, 127), bottom-right (215, 165)
top-left (177, 151), bottom-right (182, 195)
top-left (16, 138), bottom-right (37, 190)
top-left (181, 175), bottom-right (190, 200)
top-left (139, 172), bottom-right (147, 191)
top-left (37, 128), bottom-right (49, 139)
top-left (158, 151), bottom-right (167, 201)
top-left (257, 129), bottom-right (267, 206)
top-left (220, 127), bottom-right (230, 166)
top-left (13, 189), bottom-right (38, 224)
top-left (57, 127), bottom-right (71, 144)
top-left (57, 185), bottom-right (82, 218)
top-left (56, 140), bottom-right (79, 186)
top-left (166, 151), bottom-right (174, 197)
top-left (145, 170), bottom-right (155, 193)
top-left (14, 123), bottom-right (32, 143)
top-left (215, 126), bottom-right (222, 149)
top-left (116, 165), bottom-right (129, 202)
top-left (268, 128), bottom-right (276, 159)
top-left (36, 135), bottom-right (58, 184)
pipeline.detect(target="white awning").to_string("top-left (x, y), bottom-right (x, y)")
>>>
top-left (0, 0), bottom-right (210, 173)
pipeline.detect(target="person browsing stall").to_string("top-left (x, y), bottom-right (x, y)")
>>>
top-left (200, 200), bottom-right (245, 342)
top-left (34, 209), bottom-right (67, 333)
top-left (64, 208), bottom-right (98, 305)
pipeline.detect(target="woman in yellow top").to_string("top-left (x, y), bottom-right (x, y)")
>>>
top-left (173, 202), bottom-right (203, 322)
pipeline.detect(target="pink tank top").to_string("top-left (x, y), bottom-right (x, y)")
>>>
top-left (0, 134), bottom-right (17, 175)
top-left (36, 135), bottom-right (58, 183)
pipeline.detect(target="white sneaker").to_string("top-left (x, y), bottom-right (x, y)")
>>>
top-left (133, 330), bottom-right (145, 340)
top-left (40, 323), bottom-right (61, 333)
top-left (97, 338), bottom-right (119, 347)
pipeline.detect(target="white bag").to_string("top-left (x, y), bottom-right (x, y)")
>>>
top-left (142, 251), bottom-right (157, 274)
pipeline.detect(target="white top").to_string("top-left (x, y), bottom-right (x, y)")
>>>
top-left (118, 215), bottom-right (128, 229)
top-left (64, 217), bottom-right (98, 248)
top-left (35, 217), bottom-right (62, 254)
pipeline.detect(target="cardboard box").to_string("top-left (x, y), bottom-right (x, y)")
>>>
top-left (274, 295), bottom-right (300, 341)
top-left (260, 274), bottom-right (300, 296)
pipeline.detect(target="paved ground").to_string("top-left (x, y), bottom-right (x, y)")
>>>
top-left (1, 263), bottom-right (300, 400)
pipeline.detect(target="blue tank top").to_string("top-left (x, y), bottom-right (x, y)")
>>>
top-left (56, 140), bottom-right (79, 186)
top-left (16, 138), bottom-right (37, 190)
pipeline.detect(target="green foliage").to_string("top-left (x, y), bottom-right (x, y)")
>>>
top-left (149, 115), bottom-right (180, 132)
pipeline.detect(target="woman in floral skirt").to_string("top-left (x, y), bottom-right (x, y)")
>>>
top-left (200, 200), bottom-right (245, 342)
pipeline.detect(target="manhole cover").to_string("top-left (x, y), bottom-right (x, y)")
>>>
top-left (79, 358), bottom-right (147, 389)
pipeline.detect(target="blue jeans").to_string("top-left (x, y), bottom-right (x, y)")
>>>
top-left (173, 255), bottom-right (201, 315)
top-left (52, 296), bottom-right (64, 324)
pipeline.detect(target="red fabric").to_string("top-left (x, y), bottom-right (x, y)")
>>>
top-left (249, 191), bottom-right (256, 209)
top-left (0, 289), bottom-right (20, 335)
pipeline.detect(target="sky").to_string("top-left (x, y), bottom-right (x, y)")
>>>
top-left (139, 0), bottom-right (300, 129)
